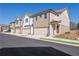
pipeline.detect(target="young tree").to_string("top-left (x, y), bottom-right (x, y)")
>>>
top-left (70, 21), bottom-right (76, 30)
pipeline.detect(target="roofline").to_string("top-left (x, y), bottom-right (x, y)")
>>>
top-left (31, 9), bottom-right (59, 17)
top-left (16, 16), bottom-right (23, 21)
top-left (31, 8), bottom-right (68, 17)
top-left (10, 21), bottom-right (15, 24)
top-left (24, 13), bottom-right (32, 17)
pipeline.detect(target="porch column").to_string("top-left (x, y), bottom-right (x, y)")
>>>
top-left (55, 24), bottom-right (57, 35)
top-left (53, 24), bottom-right (56, 35)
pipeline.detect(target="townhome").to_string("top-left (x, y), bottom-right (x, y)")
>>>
top-left (0, 24), bottom-right (3, 32)
top-left (22, 14), bottom-right (33, 35)
top-left (31, 8), bottom-right (70, 36)
top-left (15, 16), bottom-right (23, 34)
top-left (9, 8), bottom-right (70, 36)
top-left (0, 24), bottom-right (10, 32)
top-left (10, 22), bottom-right (16, 33)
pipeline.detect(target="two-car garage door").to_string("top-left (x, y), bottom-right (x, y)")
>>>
top-left (16, 28), bottom-right (21, 34)
top-left (34, 28), bottom-right (48, 36)
top-left (23, 28), bottom-right (30, 35)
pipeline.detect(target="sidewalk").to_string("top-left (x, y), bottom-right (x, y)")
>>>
top-left (1, 32), bottom-right (42, 39)
top-left (41, 36), bottom-right (79, 47)
top-left (1, 32), bottom-right (79, 47)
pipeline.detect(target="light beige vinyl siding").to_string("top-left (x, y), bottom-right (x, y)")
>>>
top-left (33, 19), bottom-right (49, 28)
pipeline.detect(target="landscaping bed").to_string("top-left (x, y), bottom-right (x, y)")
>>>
top-left (56, 32), bottom-right (79, 40)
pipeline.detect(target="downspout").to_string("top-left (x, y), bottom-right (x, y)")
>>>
top-left (20, 20), bottom-right (21, 34)
top-left (20, 20), bottom-right (22, 34)
top-left (29, 17), bottom-right (31, 35)
top-left (1, 26), bottom-right (3, 32)
top-left (47, 12), bottom-right (50, 36)
top-left (33, 17), bottom-right (34, 35)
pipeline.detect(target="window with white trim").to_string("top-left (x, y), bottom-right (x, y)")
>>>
top-left (25, 18), bottom-right (28, 23)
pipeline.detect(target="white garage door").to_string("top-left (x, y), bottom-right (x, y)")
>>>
top-left (34, 28), bottom-right (48, 36)
top-left (23, 28), bottom-right (30, 35)
top-left (16, 28), bottom-right (20, 34)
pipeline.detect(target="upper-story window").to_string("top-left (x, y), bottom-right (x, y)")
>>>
top-left (25, 18), bottom-right (28, 23)
top-left (16, 20), bottom-right (18, 24)
top-left (36, 16), bottom-right (37, 21)
top-left (40, 15), bottom-right (42, 18)
top-left (44, 13), bottom-right (47, 19)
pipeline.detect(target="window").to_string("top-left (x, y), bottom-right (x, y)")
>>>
top-left (24, 25), bottom-right (30, 27)
top-left (25, 18), bottom-right (28, 23)
top-left (36, 16), bottom-right (37, 21)
top-left (16, 20), bottom-right (18, 24)
top-left (44, 13), bottom-right (47, 19)
top-left (57, 24), bottom-right (60, 33)
top-left (53, 24), bottom-right (55, 30)
top-left (40, 15), bottom-right (42, 18)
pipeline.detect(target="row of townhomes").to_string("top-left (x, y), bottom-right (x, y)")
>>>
top-left (10, 8), bottom-right (70, 36)
top-left (0, 24), bottom-right (10, 32)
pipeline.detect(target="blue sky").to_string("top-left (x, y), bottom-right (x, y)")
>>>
top-left (0, 3), bottom-right (79, 25)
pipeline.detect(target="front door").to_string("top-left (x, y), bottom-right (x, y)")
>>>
top-left (56, 24), bottom-right (60, 33)
top-left (51, 23), bottom-right (60, 35)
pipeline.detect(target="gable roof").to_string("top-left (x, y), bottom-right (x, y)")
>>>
top-left (31, 8), bottom-right (66, 17)
top-left (10, 21), bottom-right (15, 24)
top-left (16, 16), bottom-right (23, 21)
top-left (56, 8), bottom-right (67, 14)
top-left (24, 13), bottom-right (32, 17)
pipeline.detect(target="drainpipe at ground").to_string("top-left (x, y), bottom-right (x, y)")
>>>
top-left (47, 12), bottom-right (50, 36)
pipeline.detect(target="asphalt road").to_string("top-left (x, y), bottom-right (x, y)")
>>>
top-left (0, 33), bottom-right (79, 56)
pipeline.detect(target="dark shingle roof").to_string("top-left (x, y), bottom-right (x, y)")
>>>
top-left (31, 8), bottom-right (67, 17)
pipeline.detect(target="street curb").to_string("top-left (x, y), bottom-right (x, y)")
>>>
top-left (41, 37), bottom-right (79, 44)
top-left (40, 38), bottom-right (79, 47)
top-left (1, 32), bottom-right (79, 47)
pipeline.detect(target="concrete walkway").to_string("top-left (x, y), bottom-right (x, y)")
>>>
top-left (2, 32), bottom-right (79, 47)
